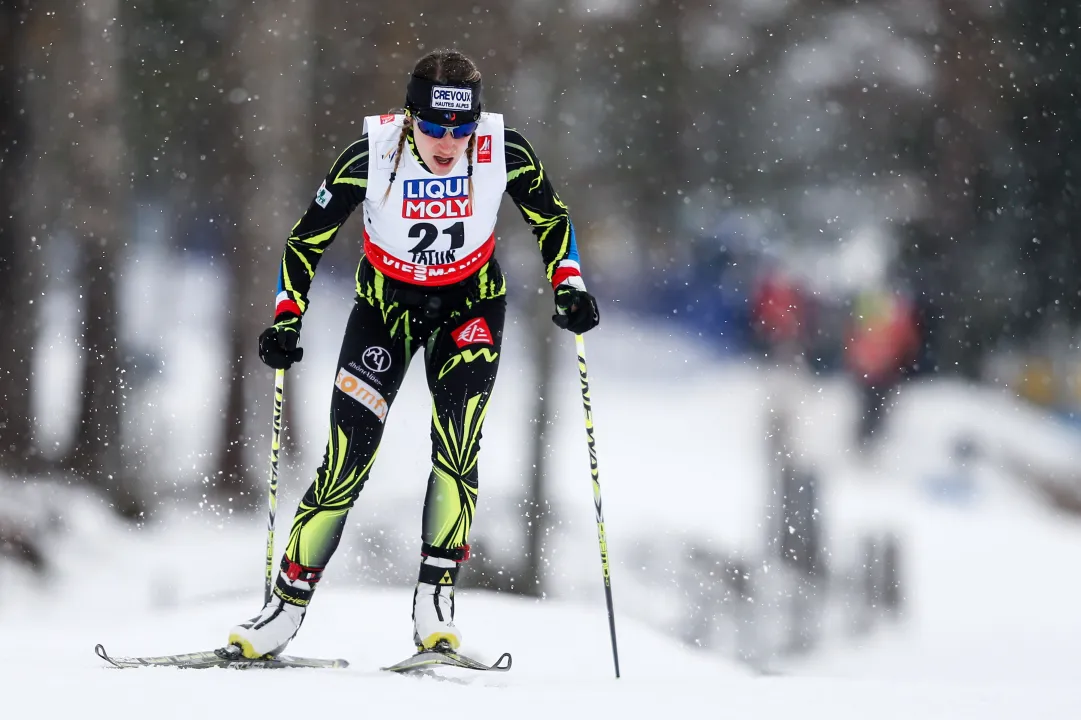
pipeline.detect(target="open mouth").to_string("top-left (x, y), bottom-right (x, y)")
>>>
top-left (433, 155), bottom-right (454, 167)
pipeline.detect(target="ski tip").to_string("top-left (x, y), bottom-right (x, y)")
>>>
top-left (381, 648), bottom-right (512, 674)
top-left (94, 644), bottom-right (113, 665)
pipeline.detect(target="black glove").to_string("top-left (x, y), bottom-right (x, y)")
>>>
top-left (552, 285), bottom-right (600, 334)
top-left (258, 314), bottom-right (304, 369)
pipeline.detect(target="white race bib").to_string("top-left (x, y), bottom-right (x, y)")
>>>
top-left (361, 113), bottom-right (506, 286)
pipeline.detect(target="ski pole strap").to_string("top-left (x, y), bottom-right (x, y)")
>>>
top-left (421, 542), bottom-right (470, 563)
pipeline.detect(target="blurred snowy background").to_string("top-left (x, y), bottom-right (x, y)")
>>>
top-left (2, 0), bottom-right (1081, 703)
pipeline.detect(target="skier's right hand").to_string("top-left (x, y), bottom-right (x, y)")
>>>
top-left (258, 314), bottom-right (304, 370)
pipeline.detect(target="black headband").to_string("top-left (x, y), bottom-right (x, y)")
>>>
top-left (405, 75), bottom-right (482, 125)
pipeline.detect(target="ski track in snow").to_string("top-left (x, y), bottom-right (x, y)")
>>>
top-left (5, 586), bottom-right (1076, 720)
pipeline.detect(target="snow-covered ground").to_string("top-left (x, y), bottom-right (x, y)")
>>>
top-left (5, 568), bottom-right (1077, 719)
top-left (5, 256), bottom-right (1081, 718)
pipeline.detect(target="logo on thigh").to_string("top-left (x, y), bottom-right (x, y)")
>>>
top-left (335, 368), bottom-right (388, 422)
top-left (437, 348), bottom-right (499, 380)
top-left (347, 360), bottom-right (384, 388)
top-left (362, 346), bottom-right (392, 373)
top-left (451, 317), bottom-right (493, 348)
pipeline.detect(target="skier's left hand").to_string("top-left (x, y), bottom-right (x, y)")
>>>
top-left (552, 281), bottom-right (600, 334)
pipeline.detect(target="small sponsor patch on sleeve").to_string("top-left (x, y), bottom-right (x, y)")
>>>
top-left (315, 180), bottom-right (333, 208)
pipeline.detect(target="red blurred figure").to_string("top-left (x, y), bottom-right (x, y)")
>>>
top-left (752, 269), bottom-right (806, 363)
top-left (846, 289), bottom-right (921, 447)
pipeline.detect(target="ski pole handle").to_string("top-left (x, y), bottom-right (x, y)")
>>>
top-left (574, 333), bottom-right (620, 679)
top-left (265, 368), bottom-right (285, 606)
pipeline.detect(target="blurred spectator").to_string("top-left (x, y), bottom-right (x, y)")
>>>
top-left (845, 289), bottom-right (921, 448)
top-left (1016, 356), bottom-right (1057, 409)
top-left (751, 267), bottom-right (808, 366)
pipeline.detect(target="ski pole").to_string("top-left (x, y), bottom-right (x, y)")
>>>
top-left (265, 368), bottom-right (285, 606)
top-left (573, 333), bottom-right (620, 679)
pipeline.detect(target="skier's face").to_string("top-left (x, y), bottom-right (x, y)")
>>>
top-left (412, 123), bottom-right (472, 176)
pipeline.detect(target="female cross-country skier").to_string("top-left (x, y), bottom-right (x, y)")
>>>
top-left (228, 49), bottom-right (600, 659)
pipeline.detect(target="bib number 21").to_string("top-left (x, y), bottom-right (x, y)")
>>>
top-left (409, 222), bottom-right (464, 264)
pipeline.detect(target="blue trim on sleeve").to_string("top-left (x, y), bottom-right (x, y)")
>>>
top-left (567, 222), bottom-right (580, 264)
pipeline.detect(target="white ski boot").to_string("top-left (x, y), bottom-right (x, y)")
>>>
top-left (412, 551), bottom-right (464, 651)
top-left (228, 558), bottom-right (321, 659)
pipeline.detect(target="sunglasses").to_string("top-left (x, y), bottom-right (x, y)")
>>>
top-left (415, 118), bottom-right (478, 140)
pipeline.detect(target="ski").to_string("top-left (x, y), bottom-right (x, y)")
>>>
top-left (381, 641), bottom-right (512, 674)
top-left (94, 644), bottom-right (349, 669)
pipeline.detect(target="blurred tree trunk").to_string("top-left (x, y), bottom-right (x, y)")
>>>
top-left (0, 1), bottom-right (40, 470)
top-left (518, 0), bottom-right (577, 598)
top-left (523, 280), bottom-right (558, 597)
top-left (214, 2), bottom-right (258, 509)
top-left (0, 517), bottom-right (46, 572)
top-left (214, 0), bottom-right (313, 510)
top-left (1012, 1), bottom-right (1081, 331)
top-left (63, 0), bottom-right (143, 518)
top-left (0, 1), bottom-right (49, 572)
top-left (910, 0), bottom-right (1012, 377)
top-left (628, 0), bottom-right (689, 241)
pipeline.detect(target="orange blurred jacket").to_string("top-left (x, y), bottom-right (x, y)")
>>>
top-left (846, 293), bottom-right (920, 384)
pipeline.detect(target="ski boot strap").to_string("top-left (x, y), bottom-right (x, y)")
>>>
top-left (272, 557), bottom-right (324, 606)
top-left (421, 542), bottom-right (470, 563)
top-left (281, 557), bottom-right (325, 583)
top-left (418, 560), bottom-right (460, 587)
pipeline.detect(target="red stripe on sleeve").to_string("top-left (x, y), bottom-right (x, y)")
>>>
top-left (275, 298), bottom-right (302, 319)
top-left (551, 266), bottom-right (581, 289)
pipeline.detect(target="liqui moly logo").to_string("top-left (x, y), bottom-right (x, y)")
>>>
top-left (402, 177), bottom-right (472, 219)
